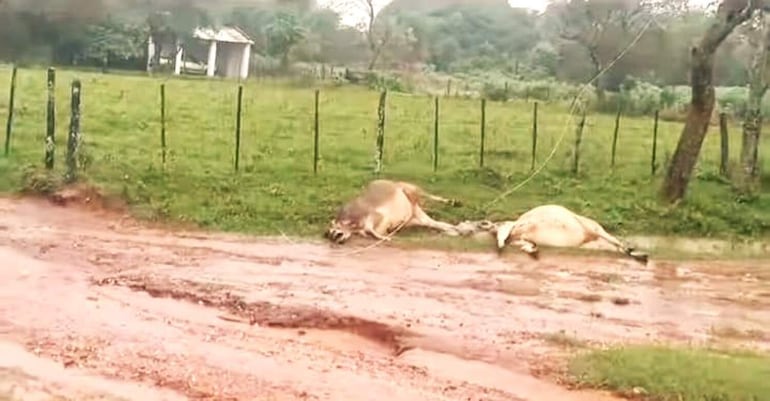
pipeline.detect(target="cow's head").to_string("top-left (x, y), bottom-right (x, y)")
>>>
top-left (325, 218), bottom-right (358, 244)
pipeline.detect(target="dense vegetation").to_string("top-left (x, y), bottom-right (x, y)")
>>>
top-left (0, 1), bottom-right (759, 105)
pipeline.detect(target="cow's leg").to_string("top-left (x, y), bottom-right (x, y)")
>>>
top-left (398, 182), bottom-right (458, 206)
top-left (422, 192), bottom-right (454, 204)
top-left (577, 216), bottom-right (647, 264)
top-left (574, 216), bottom-right (628, 252)
top-left (363, 213), bottom-right (392, 241)
top-left (408, 206), bottom-right (460, 236)
top-left (512, 239), bottom-right (539, 259)
top-left (596, 229), bottom-right (629, 253)
top-left (593, 229), bottom-right (648, 264)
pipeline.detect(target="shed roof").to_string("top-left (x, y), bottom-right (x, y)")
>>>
top-left (193, 26), bottom-right (254, 45)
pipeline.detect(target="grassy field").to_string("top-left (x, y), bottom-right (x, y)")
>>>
top-left (569, 345), bottom-right (770, 401)
top-left (1, 65), bottom-right (769, 240)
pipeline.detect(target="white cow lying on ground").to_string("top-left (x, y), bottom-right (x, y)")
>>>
top-left (493, 204), bottom-right (648, 264)
top-left (325, 179), bottom-right (461, 244)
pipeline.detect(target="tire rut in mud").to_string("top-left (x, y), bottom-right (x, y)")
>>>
top-left (93, 274), bottom-right (416, 356)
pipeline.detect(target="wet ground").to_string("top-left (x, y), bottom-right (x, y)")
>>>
top-left (1, 195), bottom-right (769, 400)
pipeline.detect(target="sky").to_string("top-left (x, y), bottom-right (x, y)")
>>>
top-left (317, 0), bottom-right (714, 27)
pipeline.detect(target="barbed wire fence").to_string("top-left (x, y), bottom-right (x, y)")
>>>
top-left (0, 63), bottom-right (760, 198)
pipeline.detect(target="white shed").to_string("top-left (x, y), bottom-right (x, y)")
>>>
top-left (193, 26), bottom-right (254, 79)
top-left (149, 26), bottom-right (255, 80)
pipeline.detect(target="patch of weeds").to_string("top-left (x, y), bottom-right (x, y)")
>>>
top-left (569, 345), bottom-right (770, 401)
top-left (559, 291), bottom-right (602, 303)
top-left (710, 325), bottom-right (768, 342)
top-left (541, 330), bottom-right (587, 348)
top-left (19, 165), bottom-right (63, 195)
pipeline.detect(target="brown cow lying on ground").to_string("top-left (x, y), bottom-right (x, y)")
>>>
top-left (325, 179), bottom-right (461, 244)
top-left (493, 204), bottom-right (648, 264)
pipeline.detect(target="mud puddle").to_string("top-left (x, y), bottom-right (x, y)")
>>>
top-left (94, 274), bottom-right (413, 356)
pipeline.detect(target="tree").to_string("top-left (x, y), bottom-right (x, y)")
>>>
top-left (146, 0), bottom-right (211, 73)
top-left (661, 0), bottom-right (760, 203)
top-left (84, 19), bottom-right (146, 69)
top-left (0, 0), bottom-right (107, 64)
top-left (384, 4), bottom-right (538, 73)
top-left (548, 0), bottom-right (647, 102)
top-left (738, 8), bottom-right (770, 191)
top-left (292, 8), bottom-right (345, 63)
top-left (227, 6), bottom-right (276, 56)
top-left (334, 0), bottom-right (393, 70)
top-left (265, 11), bottom-right (306, 68)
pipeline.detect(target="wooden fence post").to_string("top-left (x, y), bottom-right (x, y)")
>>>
top-left (531, 101), bottom-right (538, 171)
top-left (160, 84), bottom-right (167, 167)
top-left (572, 107), bottom-right (586, 175)
top-left (65, 80), bottom-right (81, 183)
top-left (433, 96), bottom-right (439, 172)
top-left (374, 90), bottom-right (387, 174)
top-left (479, 98), bottom-right (486, 168)
top-left (4, 65), bottom-right (17, 156)
top-left (719, 112), bottom-right (729, 176)
top-left (313, 89), bottom-right (320, 175)
top-left (651, 110), bottom-right (659, 176)
top-left (45, 67), bottom-right (56, 169)
top-left (234, 85), bottom-right (243, 172)
top-left (611, 99), bottom-right (622, 168)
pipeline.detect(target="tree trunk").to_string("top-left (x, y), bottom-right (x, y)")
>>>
top-left (661, 3), bottom-right (756, 203)
top-left (281, 51), bottom-right (290, 70)
top-left (594, 82), bottom-right (606, 105)
top-left (661, 47), bottom-right (715, 203)
top-left (739, 10), bottom-right (768, 192)
top-left (367, 46), bottom-right (382, 71)
top-left (741, 80), bottom-right (764, 191)
top-left (588, 51), bottom-right (605, 105)
top-left (152, 40), bottom-right (162, 72)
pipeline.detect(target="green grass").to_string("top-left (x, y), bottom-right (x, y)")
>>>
top-left (1, 65), bottom-right (769, 241)
top-left (569, 345), bottom-right (770, 401)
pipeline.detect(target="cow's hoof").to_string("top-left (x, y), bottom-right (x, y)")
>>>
top-left (449, 199), bottom-right (462, 207)
top-left (526, 251), bottom-right (540, 260)
top-left (630, 251), bottom-right (649, 265)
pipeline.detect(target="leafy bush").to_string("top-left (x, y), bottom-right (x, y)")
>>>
top-left (619, 78), bottom-right (664, 115)
top-left (481, 82), bottom-right (510, 101)
top-left (365, 72), bottom-right (412, 93)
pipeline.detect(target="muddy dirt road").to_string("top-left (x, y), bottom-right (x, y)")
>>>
top-left (1, 196), bottom-right (769, 401)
